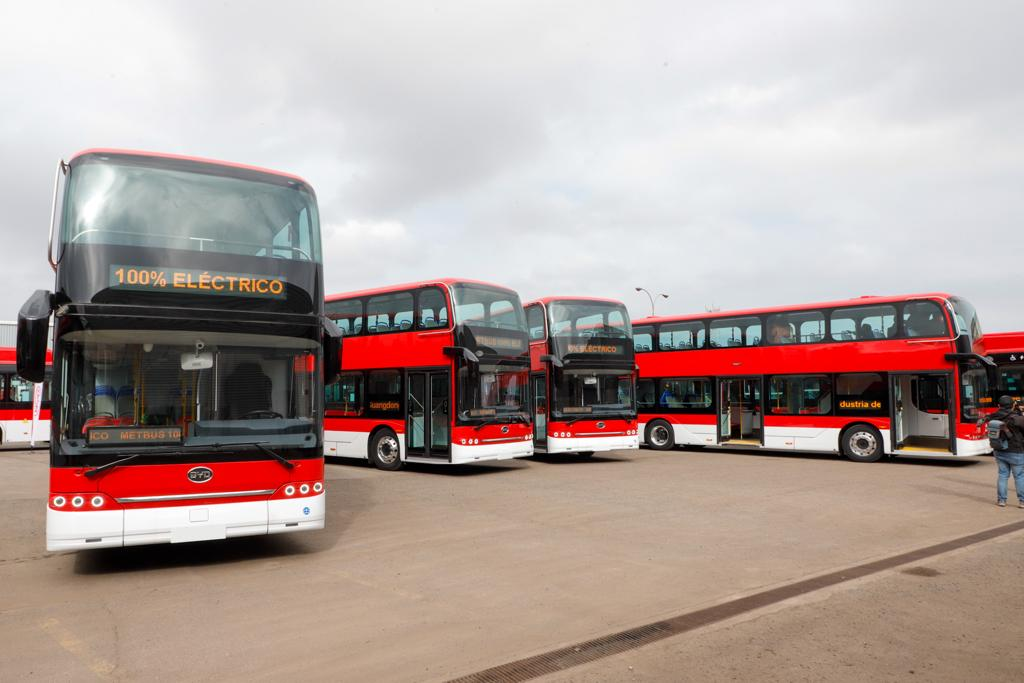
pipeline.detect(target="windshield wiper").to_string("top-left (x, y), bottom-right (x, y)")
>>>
top-left (82, 441), bottom-right (294, 477)
top-left (250, 442), bottom-right (295, 469)
top-left (84, 453), bottom-right (149, 478)
top-left (473, 414), bottom-right (529, 430)
top-left (561, 415), bottom-right (593, 426)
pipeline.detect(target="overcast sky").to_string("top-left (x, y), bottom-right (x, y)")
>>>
top-left (2, 1), bottom-right (1022, 329)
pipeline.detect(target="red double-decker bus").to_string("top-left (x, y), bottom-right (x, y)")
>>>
top-left (633, 293), bottom-right (991, 462)
top-left (0, 342), bottom-right (51, 446)
top-left (18, 149), bottom-right (338, 551)
top-left (324, 279), bottom-right (533, 470)
top-left (524, 297), bottom-right (639, 455)
top-left (980, 331), bottom-right (1024, 404)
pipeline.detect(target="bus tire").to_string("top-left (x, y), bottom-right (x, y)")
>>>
top-left (645, 420), bottom-right (675, 450)
top-left (841, 424), bottom-right (884, 463)
top-left (369, 429), bottom-right (403, 471)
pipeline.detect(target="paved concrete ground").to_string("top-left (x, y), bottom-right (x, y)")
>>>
top-left (0, 446), bottom-right (1021, 681)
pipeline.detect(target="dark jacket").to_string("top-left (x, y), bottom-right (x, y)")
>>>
top-left (986, 408), bottom-right (1024, 453)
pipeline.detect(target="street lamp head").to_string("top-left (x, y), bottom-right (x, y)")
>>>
top-left (634, 287), bottom-right (643, 292)
top-left (660, 293), bottom-right (669, 299)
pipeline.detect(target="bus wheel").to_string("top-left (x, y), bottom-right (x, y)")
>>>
top-left (369, 429), bottom-right (403, 471)
top-left (842, 425), bottom-right (883, 463)
top-left (645, 420), bottom-right (675, 450)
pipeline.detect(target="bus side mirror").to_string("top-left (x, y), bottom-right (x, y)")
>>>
top-left (322, 317), bottom-right (342, 386)
top-left (17, 290), bottom-right (53, 383)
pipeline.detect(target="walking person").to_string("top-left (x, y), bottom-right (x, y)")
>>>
top-left (982, 395), bottom-right (1024, 507)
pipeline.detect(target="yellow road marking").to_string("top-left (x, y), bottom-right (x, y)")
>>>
top-left (39, 617), bottom-right (116, 680)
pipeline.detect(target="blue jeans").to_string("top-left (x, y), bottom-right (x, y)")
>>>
top-left (995, 451), bottom-right (1024, 503)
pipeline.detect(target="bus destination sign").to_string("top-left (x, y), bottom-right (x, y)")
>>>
top-left (110, 265), bottom-right (287, 299)
top-left (88, 426), bottom-right (184, 445)
top-left (566, 341), bottom-right (626, 355)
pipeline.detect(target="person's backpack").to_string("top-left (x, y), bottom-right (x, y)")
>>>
top-left (987, 419), bottom-right (1010, 451)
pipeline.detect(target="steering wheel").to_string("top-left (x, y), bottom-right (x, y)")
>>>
top-left (242, 409), bottom-right (284, 420)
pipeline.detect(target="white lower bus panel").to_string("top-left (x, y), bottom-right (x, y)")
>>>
top-left (324, 430), bottom-right (374, 460)
top-left (449, 438), bottom-right (533, 464)
top-left (546, 433), bottom-right (640, 454)
top-left (640, 420), bottom-right (984, 458)
top-left (1, 419), bottom-right (50, 446)
top-left (46, 494), bottom-right (326, 551)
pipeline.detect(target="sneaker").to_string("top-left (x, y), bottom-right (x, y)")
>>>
top-left (998, 500), bottom-right (1007, 507)
top-left (1019, 502), bottom-right (1024, 509)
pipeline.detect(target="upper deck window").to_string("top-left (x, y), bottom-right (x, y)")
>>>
top-left (766, 310), bottom-right (826, 345)
top-left (658, 321), bottom-right (704, 350)
top-left (633, 325), bottom-right (654, 352)
top-left (526, 305), bottom-right (546, 340)
top-left (367, 292), bottom-right (414, 333)
top-left (829, 305), bottom-right (897, 341)
top-left (709, 316), bottom-right (761, 348)
top-left (325, 299), bottom-right (364, 336)
top-left (417, 288), bottom-right (449, 330)
top-left (548, 301), bottom-right (632, 339)
top-left (902, 300), bottom-right (948, 338)
top-left (451, 284), bottom-right (526, 332)
top-left (61, 157), bottom-right (321, 262)
top-left (950, 297), bottom-right (982, 344)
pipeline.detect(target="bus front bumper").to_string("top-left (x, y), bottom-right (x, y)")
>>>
top-left (46, 493), bottom-right (326, 552)
top-left (546, 433), bottom-right (640, 454)
top-left (449, 438), bottom-right (533, 464)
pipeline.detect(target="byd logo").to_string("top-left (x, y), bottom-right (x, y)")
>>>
top-left (187, 467), bottom-right (214, 484)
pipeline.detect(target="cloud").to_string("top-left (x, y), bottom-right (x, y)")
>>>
top-left (1, 0), bottom-right (1023, 333)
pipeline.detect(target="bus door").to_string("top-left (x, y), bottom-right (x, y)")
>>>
top-left (532, 373), bottom-right (547, 448)
top-left (890, 373), bottom-right (953, 453)
top-left (407, 369), bottom-right (450, 459)
top-left (718, 377), bottom-right (763, 445)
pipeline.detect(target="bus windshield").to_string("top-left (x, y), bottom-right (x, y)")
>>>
top-left (61, 157), bottom-right (321, 262)
top-left (451, 284), bottom-right (526, 331)
top-left (552, 368), bottom-right (634, 418)
top-left (950, 297), bottom-right (982, 345)
top-left (457, 363), bottom-right (528, 420)
top-left (58, 329), bottom-right (319, 453)
top-left (548, 301), bottom-right (631, 339)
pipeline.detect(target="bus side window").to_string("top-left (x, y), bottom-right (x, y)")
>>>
top-left (637, 379), bottom-right (656, 409)
top-left (903, 300), bottom-right (947, 338)
top-left (326, 299), bottom-right (364, 336)
top-left (526, 305), bottom-right (546, 341)
top-left (632, 325), bottom-right (654, 352)
top-left (368, 292), bottom-right (413, 333)
top-left (327, 373), bottom-right (364, 416)
top-left (417, 288), bottom-right (449, 330)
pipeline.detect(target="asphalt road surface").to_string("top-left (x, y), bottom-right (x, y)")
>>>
top-left (1, 446), bottom-right (1021, 681)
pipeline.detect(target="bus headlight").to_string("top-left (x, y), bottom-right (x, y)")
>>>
top-left (52, 496), bottom-right (66, 508)
top-left (299, 484), bottom-right (310, 495)
top-left (71, 496), bottom-right (85, 508)
top-left (284, 485), bottom-right (296, 496)
top-left (91, 496), bottom-right (104, 508)
top-left (313, 482), bottom-right (323, 493)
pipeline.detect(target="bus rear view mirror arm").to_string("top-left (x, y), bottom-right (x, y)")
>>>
top-left (444, 346), bottom-right (481, 364)
top-left (944, 352), bottom-right (995, 367)
top-left (16, 289), bottom-right (53, 383)
top-left (540, 354), bottom-right (564, 368)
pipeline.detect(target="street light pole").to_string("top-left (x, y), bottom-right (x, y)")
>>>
top-left (635, 287), bottom-right (669, 317)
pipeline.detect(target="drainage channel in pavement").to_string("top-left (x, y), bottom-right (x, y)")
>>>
top-left (448, 519), bottom-right (1024, 683)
